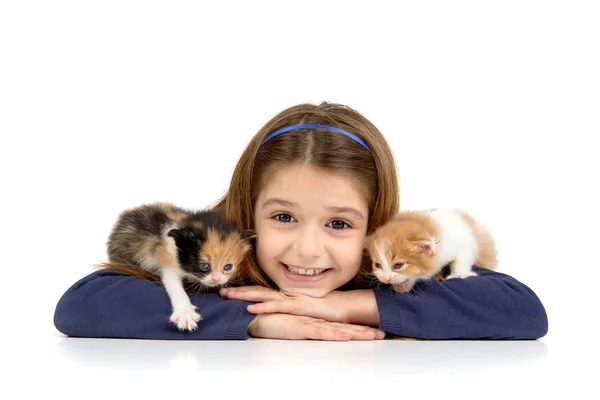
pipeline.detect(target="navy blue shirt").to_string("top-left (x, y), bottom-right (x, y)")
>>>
top-left (53, 266), bottom-right (547, 340)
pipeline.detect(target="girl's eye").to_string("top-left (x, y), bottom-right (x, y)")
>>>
top-left (199, 262), bottom-right (211, 271)
top-left (393, 263), bottom-right (405, 270)
top-left (375, 263), bottom-right (382, 269)
top-left (274, 214), bottom-right (295, 223)
top-left (328, 220), bottom-right (351, 230)
top-left (223, 264), bottom-right (233, 271)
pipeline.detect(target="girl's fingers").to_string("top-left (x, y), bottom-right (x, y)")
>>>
top-left (247, 301), bottom-right (296, 315)
top-left (329, 322), bottom-right (377, 331)
top-left (221, 291), bottom-right (267, 302)
top-left (304, 320), bottom-right (385, 341)
top-left (303, 324), bottom-right (352, 341)
top-left (220, 287), bottom-right (284, 302)
top-left (324, 327), bottom-right (377, 341)
top-left (220, 286), bottom-right (274, 295)
top-left (320, 321), bottom-right (386, 340)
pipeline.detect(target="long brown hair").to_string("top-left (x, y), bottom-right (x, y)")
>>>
top-left (212, 102), bottom-right (400, 288)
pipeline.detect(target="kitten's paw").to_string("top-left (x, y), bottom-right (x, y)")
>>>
top-left (447, 271), bottom-right (477, 280)
top-left (170, 304), bottom-right (202, 331)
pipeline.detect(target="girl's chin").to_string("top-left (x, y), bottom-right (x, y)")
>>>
top-left (276, 285), bottom-right (331, 298)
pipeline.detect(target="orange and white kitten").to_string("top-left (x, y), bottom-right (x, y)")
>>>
top-left (364, 208), bottom-right (498, 293)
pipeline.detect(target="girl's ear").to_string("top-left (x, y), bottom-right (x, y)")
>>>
top-left (241, 229), bottom-right (257, 240)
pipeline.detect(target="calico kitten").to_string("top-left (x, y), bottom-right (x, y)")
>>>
top-left (364, 208), bottom-right (498, 293)
top-left (101, 202), bottom-right (255, 331)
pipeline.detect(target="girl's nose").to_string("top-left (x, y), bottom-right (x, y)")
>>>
top-left (294, 226), bottom-right (324, 259)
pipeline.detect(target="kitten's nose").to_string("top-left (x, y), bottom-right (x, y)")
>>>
top-left (382, 276), bottom-right (392, 283)
top-left (212, 274), bottom-right (222, 283)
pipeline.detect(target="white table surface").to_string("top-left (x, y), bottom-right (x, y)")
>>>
top-left (5, 331), bottom-right (593, 400)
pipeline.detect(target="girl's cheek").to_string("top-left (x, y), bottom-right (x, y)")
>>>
top-left (339, 241), bottom-right (364, 274)
top-left (256, 227), bottom-right (286, 256)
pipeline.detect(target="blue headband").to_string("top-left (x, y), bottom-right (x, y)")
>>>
top-left (260, 123), bottom-right (370, 151)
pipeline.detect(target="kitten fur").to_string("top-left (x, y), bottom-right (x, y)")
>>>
top-left (364, 208), bottom-right (498, 293)
top-left (100, 201), bottom-right (255, 331)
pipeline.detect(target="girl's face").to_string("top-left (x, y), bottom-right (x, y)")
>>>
top-left (253, 164), bottom-right (369, 298)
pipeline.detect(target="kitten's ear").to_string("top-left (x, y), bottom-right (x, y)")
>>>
top-left (414, 238), bottom-right (437, 255)
top-left (241, 229), bottom-right (256, 240)
top-left (168, 228), bottom-right (195, 241)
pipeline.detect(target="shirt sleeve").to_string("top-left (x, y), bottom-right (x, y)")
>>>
top-left (53, 269), bottom-right (256, 340)
top-left (373, 267), bottom-right (548, 340)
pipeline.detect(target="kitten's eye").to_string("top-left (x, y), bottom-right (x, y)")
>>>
top-left (199, 262), bottom-right (211, 272)
top-left (375, 263), bottom-right (382, 269)
top-left (223, 264), bottom-right (233, 271)
top-left (393, 263), bottom-right (405, 270)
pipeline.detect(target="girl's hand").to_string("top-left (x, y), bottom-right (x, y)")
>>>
top-left (220, 286), bottom-right (380, 327)
top-left (219, 285), bottom-right (283, 303)
top-left (248, 313), bottom-right (385, 341)
top-left (220, 286), bottom-right (347, 322)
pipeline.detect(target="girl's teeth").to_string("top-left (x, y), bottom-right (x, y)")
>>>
top-left (285, 264), bottom-right (325, 275)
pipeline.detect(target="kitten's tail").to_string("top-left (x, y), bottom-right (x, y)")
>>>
top-left (93, 261), bottom-right (161, 281)
top-left (473, 224), bottom-right (499, 270)
top-left (457, 209), bottom-right (499, 270)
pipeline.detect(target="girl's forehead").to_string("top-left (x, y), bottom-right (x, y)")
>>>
top-left (256, 164), bottom-right (369, 213)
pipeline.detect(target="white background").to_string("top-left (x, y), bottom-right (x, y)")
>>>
top-left (1, 1), bottom-right (598, 399)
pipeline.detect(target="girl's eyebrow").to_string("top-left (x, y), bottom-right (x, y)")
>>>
top-left (261, 198), bottom-right (296, 208)
top-left (261, 198), bottom-right (364, 221)
top-left (326, 206), bottom-right (365, 221)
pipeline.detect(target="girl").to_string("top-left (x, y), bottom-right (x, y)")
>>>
top-left (53, 102), bottom-right (548, 341)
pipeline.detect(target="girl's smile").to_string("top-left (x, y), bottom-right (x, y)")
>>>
top-left (281, 262), bottom-right (332, 282)
top-left (253, 163), bottom-right (369, 298)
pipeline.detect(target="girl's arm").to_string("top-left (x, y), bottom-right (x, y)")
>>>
top-left (231, 267), bottom-right (548, 340)
top-left (54, 269), bottom-right (385, 340)
top-left (53, 269), bottom-right (255, 339)
top-left (353, 267), bottom-right (548, 340)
